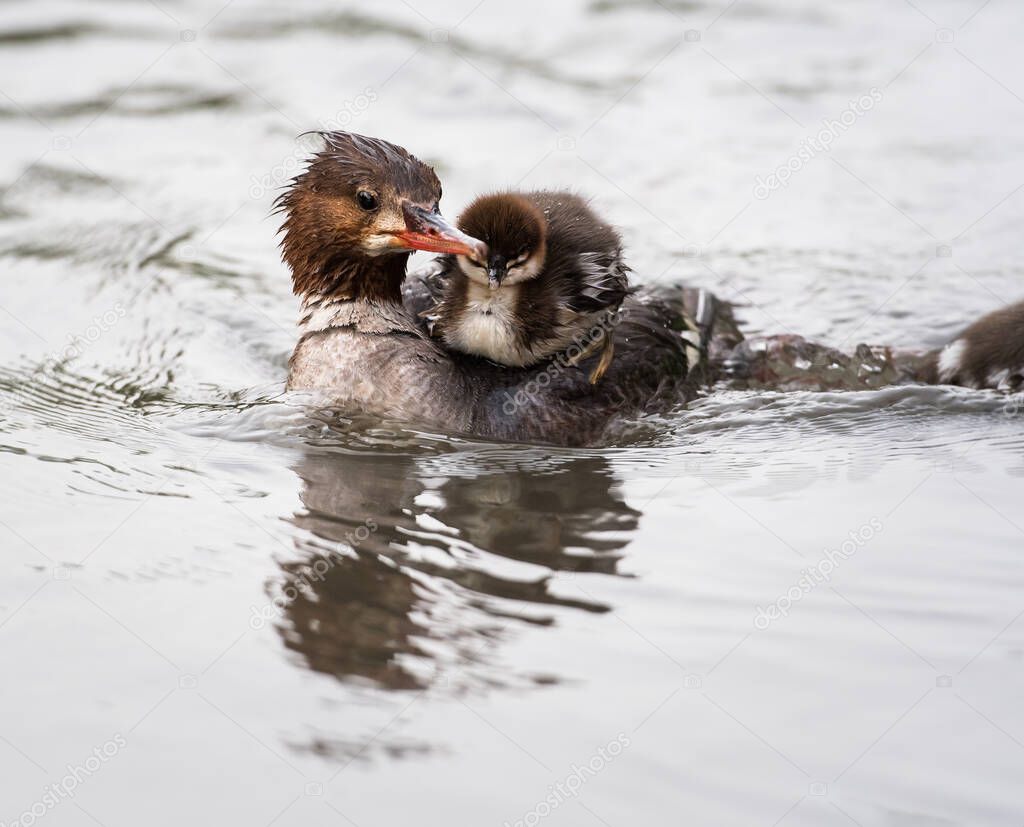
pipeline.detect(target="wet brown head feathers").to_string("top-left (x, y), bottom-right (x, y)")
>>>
top-left (275, 131), bottom-right (442, 301)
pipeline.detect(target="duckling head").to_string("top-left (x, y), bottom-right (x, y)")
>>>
top-left (455, 193), bottom-right (547, 290)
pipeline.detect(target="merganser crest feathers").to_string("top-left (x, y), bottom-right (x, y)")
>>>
top-left (310, 131), bottom-right (441, 198)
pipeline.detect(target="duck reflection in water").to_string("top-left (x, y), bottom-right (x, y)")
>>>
top-left (274, 446), bottom-right (641, 692)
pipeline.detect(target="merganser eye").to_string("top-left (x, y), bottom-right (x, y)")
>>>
top-left (356, 191), bottom-right (379, 211)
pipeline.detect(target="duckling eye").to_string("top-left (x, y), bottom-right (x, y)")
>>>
top-left (356, 191), bottom-right (379, 211)
top-left (508, 248), bottom-right (529, 266)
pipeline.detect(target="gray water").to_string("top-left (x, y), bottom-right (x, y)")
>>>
top-left (2, 0), bottom-right (1024, 825)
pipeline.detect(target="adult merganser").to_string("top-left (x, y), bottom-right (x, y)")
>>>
top-left (423, 191), bottom-right (630, 383)
top-left (280, 131), bottom-right (724, 445)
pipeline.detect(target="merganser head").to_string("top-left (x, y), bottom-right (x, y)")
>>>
top-left (454, 193), bottom-right (547, 290)
top-left (276, 131), bottom-right (484, 299)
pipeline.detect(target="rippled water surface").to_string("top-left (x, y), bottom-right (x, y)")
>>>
top-left (2, 0), bottom-right (1024, 824)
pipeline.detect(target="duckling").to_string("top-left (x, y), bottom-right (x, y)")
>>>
top-left (932, 300), bottom-right (1024, 390)
top-left (425, 191), bottom-right (631, 383)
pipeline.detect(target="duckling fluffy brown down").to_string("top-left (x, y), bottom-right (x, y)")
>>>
top-left (422, 191), bottom-right (631, 382)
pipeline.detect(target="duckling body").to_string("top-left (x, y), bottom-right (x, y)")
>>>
top-left (427, 192), bottom-right (630, 374)
top-left (931, 301), bottom-right (1024, 390)
top-left (442, 279), bottom-right (529, 365)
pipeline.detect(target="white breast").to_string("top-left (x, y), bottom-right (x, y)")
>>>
top-left (445, 283), bottom-right (534, 366)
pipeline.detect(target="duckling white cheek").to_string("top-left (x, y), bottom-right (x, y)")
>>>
top-left (456, 255), bottom-right (491, 286)
top-left (501, 253), bottom-right (544, 285)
